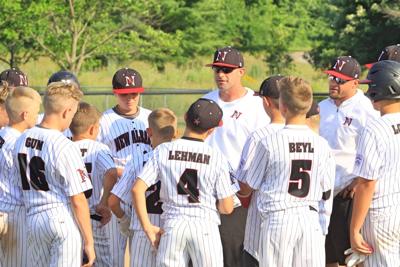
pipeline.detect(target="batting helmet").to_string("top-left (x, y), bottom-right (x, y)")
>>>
top-left (48, 70), bottom-right (80, 88)
top-left (364, 60), bottom-right (400, 102)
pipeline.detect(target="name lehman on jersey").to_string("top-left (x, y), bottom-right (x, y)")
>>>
top-left (168, 150), bottom-right (211, 164)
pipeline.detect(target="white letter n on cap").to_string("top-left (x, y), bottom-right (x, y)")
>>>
top-left (125, 76), bottom-right (136, 86)
top-left (333, 60), bottom-right (346, 71)
top-left (216, 51), bottom-right (228, 61)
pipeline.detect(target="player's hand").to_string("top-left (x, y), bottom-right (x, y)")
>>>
top-left (95, 203), bottom-right (111, 226)
top-left (144, 224), bottom-right (164, 249)
top-left (350, 232), bottom-right (373, 255)
top-left (341, 179), bottom-right (360, 199)
top-left (82, 243), bottom-right (95, 267)
top-left (117, 214), bottom-right (133, 237)
top-left (344, 248), bottom-right (367, 267)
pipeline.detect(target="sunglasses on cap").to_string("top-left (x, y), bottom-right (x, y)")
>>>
top-left (212, 66), bottom-right (238, 74)
top-left (328, 75), bottom-right (349, 85)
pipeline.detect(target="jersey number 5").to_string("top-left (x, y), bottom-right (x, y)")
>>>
top-left (17, 153), bottom-right (49, 191)
top-left (177, 168), bottom-right (200, 203)
top-left (288, 159), bottom-right (311, 198)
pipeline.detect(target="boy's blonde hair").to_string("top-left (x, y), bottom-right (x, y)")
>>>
top-left (148, 108), bottom-right (177, 140)
top-left (44, 81), bottom-right (83, 114)
top-left (279, 76), bottom-right (313, 115)
top-left (5, 86), bottom-right (42, 122)
top-left (0, 82), bottom-right (11, 104)
top-left (70, 101), bottom-right (101, 136)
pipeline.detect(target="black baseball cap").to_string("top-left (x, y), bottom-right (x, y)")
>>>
top-left (206, 46), bottom-right (244, 68)
top-left (324, 56), bottom-right (361, 81)
top-left (254, 75), bottom-right (285, 98)
top-left (112, 68), bottom-right (144, 94)
top-left (306, 100), bottom-right (320, 118)
top-left (186, 98), bottom-right (223, 131)
top-left (0, 68), bottom-right (28, 87)
top-left (48, 70), bottom-right (80, 88)
top-left (366, 44), bottom-right (400, 69)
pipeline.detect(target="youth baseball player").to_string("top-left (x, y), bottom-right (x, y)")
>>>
top-left (132, 98), bottom-right (235, 267)
top-left (203, 46), bottom-right (270, 267)
top-left (0, 87), bottom-right (41, 267)
top-left (239, 77), bottom-right (335, 267)
top-left (98, 67), bottom-right (152, 267)
top-left (350, 60), bottom-right (400, 266)
top-left (70, 102), bottom-right (119, 267)
top-left (320, 56), bottom-right (379, 267)
top-left (236, 75), bottom-right (285, 267)
top-left (13, 81), bottom-right (95, 267)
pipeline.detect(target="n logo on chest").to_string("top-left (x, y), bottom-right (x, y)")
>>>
top-left (343, 117), bottom-right (353, 126)
top-left (230, 110), bottom-right (243, 120)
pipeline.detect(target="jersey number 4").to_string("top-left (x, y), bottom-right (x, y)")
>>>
top-left (288, 159), bottom-right (311, 198)
top-left (177, 169), bottom-right (200, 203)
top-left (17, 153), bottom-right (49, 191)
top-left (146, 181), bottom-right (163, 214)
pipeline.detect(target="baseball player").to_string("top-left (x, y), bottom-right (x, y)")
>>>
top-left (320, 56), bottom-right (379, 267)
top-left (365, 44), bottom-right (400, 69)
top-left (13, 81), bottom-right (95, 267)
top-left (239, 77), bottom-right (335, 267)
top-left (350, 60), bottom-right (400, 266)
top-left (0, 86), bottom-right (41, 267)
top-left (132, 98), bottom-right (235, 267)
top-left (70, 101), bottom-right (119, 267)
top-left (203, 46), bottom-right (270, 267)
top-left (109, 108), bottom-right (177, 267)
top-left (236, 75), bottom-right (285, 267)
top-left (0, 68), bottom-right (29, 129)
top-left (98, 67), bottom-right (152, 267)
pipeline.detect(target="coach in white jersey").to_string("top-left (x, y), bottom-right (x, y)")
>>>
top-left (98, 67), bottom-right (152, 267)
top-left (319, 56), bottom-right (379, 267)
top-left (240, 76), bottom-right (335, 267)
top-left (203, 46), bottom-right (270, 267)
top-left (236, 75), bottom-right (285, 267)
top-left (13, 81), bottom-right (95, 266)
top-left (350, 60), bottom-right (400, 266)
top-left (0, 68), bottom-right (29, 128)
top-left (71, 102), bottom-right (119, 267)
top-left (0, 87), bottom-right (41, 267)
top-left (133, 98), bottom-right (235, 267)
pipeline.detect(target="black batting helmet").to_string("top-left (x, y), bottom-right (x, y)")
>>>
top-left (364, 60), bottom-right (400, 102)
top-left (48, 70), bottom-right (80, 88)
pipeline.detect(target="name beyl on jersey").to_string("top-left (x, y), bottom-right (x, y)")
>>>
top-left (289, 142), bottom-right (315, 153)
top-left (114, 129), bottom-right (150, 152)
top-left (25, 137), bottom-right (44, 151)
top-left (168, 150), bottom-right (211, 164)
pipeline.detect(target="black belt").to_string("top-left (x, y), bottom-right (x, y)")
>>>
top-left (90, 214), bottom-right (103, 221)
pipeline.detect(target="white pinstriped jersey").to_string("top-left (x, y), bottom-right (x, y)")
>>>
top-left (0, 127), bottom-right (24, 212)
top-left (203, 88), bottom-right (270, 171)
top-left (236, 123), bottom-right (284, 260)
top-left (98, 107), bottom-right (151, 167)
top-left (353, 113), bottom-right (400, 209)
top-left (37, 113), bottom-right (73, 139)
top-left (74, 139), bottom-right (116, 214)
top-left (138, 137), bottom-right (235, 224)
top-left (13, 126), bottom-right (93, 215)
top-left (319, 90), bottom-right (379, 193)
top-left (245, 125), bottom-right (335, 218)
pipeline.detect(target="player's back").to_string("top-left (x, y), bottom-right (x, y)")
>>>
top-left (145, 137), bottom-right (233, 224)
top-left (255, 125), bottom-right (334, 216)
top-left (354, 113), bottom-right (400, 209)
top-left (14, 126), bottom-right (92, 215)
top-left (0, 127), bottom-right (23, 212)
top-left (74, 139), bottom-right (115, 214)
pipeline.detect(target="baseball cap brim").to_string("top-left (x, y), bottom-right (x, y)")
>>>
top-left (113, 87), bottom-right (144, 94)
top-left (359, 79), bottom-right (372, 84)
top-left (365, 63), bottom-right (374, 69)
top-left (323, 70), bottom-right (355, 81)
top-left (205, 62), bottom-right (240, 68)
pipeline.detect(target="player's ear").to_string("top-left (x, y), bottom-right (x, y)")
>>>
top-left (146, 127), bottom-right (153, 138)
top-left (20, 110), bottom-right (28, 121)
top-left (88, 124), bottom-right (96, 135)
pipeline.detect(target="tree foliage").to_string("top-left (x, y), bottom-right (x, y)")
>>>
top-left (308, 0), bottom-right (400, 69)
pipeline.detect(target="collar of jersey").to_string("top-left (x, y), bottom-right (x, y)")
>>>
top-left (283, 124), bottom-right (310, 130)
top-left (112, 106), bottom-right (141, 119)
top-left (328, 89), bottom-right (364, 108)
top-left (181, 136), bottom-right (204, 142)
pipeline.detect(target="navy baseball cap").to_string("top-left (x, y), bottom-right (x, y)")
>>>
top-left (206, 46), bottom-right (244, 68)
top-left (366, 44), bottom-right (400, 69)
top-left (112, 68), bottom-right (144, 94)
top-left (186, 98), bottom-right (223, 131)
top-left (254, 75), bottom-right (285, 98)
top-left (324, 56), bottom-right (361, 81)
top-left (0, 68), bottom-right (28, 87)
top-left (48, 70), bottom-right (80, 88)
